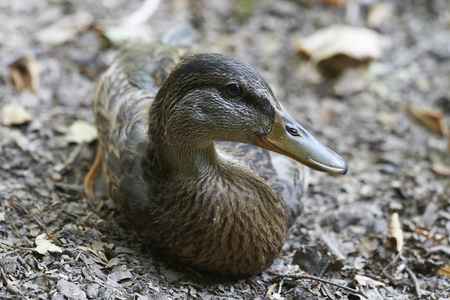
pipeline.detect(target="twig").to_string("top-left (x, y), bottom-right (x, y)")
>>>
top-left (31, 214), bottom-right (47, 232)
top-left (10, 201), bottom-right (30, 215)
top-left (381, 270), bottom-right (397, 285)
top-left (277, 279), bottom-right (284, 294)
top-left (319, 260), bottom-right (330, 277)
top-left (426, 245), bottom-right (450, 256)
top-left (11, 204), bottom-right (48, 240)
top-left (80, 211), bottom-right (93, 225)
top-left (53, 143), bottom-right (84, 174)
top-left (0, 267), bottom-right (8, 283)
top-left (10, 200), bottom-right (47, 232)
top-left (380, 252), bottom-right (402, 275)
top-left (320, 284), bottom-right (334, 299)
top-left (404, 266), bottom-right (421, 298)
top-left (266, 283), bottom-right (277, 297)
top-left (273, 274), bottom-right (367, 298)
top-left (75, 250), bottom-right (82, 261)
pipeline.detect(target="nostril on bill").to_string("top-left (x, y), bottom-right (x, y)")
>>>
top-left (286, 125), bottom-right (301, 137)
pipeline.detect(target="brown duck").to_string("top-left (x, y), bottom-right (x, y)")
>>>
top-left (84, 45), bottom-right (347, 277)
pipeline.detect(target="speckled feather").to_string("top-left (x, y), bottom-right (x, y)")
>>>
top-left (92, 45), bottom-right (308, 277)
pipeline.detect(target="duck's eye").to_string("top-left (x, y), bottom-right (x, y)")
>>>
top-left (226, 83), bottom-right (242, 97)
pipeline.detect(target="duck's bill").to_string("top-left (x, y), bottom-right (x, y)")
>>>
top-left (253, 108), bottom-right (348, 175)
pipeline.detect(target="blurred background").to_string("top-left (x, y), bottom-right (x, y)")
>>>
top-left (0, 0), bottom-right (449, 299)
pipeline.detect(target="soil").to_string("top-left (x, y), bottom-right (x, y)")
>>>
top-left (0, 0), bottom-right (449, 299)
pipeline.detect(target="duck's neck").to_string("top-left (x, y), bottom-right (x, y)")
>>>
top-left (148, 107), bottom-right (220, 177)
top-left (162, 142), bottom-right (220, 177)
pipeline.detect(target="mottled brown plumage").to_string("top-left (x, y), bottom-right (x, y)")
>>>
top-left (84, 45), bottom-right (347, 277)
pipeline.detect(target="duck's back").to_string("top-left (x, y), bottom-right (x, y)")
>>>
top-left (93, 46), bottom-right (195, 201)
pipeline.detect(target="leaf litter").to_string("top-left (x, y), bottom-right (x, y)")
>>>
top-left (0, 0), bottom-right (449, 299)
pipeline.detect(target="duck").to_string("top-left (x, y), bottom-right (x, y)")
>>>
top-left (84, 45), bottom-right (347, 277)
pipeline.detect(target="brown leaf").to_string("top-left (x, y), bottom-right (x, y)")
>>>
top-left (77, 246), bottom-right (107, 263)
top-left (389, 212), bottom-right (403, 253)
top-left (296, 25), bottom-right (390, 75)
top-left (1, 104), bottom-right (32, 126)
top-left (105, 257), bottom-right (120, 269)
top-left (8, 55), bottom-right (39, 93)
top-left (437, 265), bottom-right (450, 278)
top-left (408, 106), bottom-right (448, 136)
top-left (431, 163), bottom-right (450, 176)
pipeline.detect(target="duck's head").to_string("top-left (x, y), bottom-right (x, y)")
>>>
top-left (150, 53), bottom-right (347, 175)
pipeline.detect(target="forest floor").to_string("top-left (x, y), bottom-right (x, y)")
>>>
top-left (0, 0), bottom-right (449, 299)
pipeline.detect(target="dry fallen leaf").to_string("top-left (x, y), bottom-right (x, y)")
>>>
top-left (57, 279), bottom-right (87, 300)
top-left (367, 3), bottom-right (394, 29)
top-left (354, 274), bottom-right (386, 287)
top-left (35, 12), bottom-right (93, 45)
top-left (108, 265), bottom-right (133, 283)
top-left (97, 250), bottom-right (108, 263)
top-left (408, 106), bottom-right (448, 136)
top-left (431, 163), bottom-right (450, 176)
top-left (77, 246), bottom-right (108, 263)
top-left (105, 257), bottom-right (120, 268)
top-left (65, 120), bottom-right (98, 144)
top-left (296, 25), bottom-right (390, 75)
top-left (389, 212), bottom-right (403, 253)
top-left (377, 112), bottom-right (397, 126)
top-left (1, 104), bottom-right (32, 126)
top-left (437, 265), bottom-right (450, 278)
top-left (35, 233), bottom-right (62, 255)
top-left (98, 24), bottom-right (157, 47)
top-left (8, 55), bottom-right (39, 93)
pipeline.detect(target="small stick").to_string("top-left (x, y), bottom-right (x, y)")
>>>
top-left (273, 274), bottom-right (367, 298)
top-left (319, 260), bottom-right (330, 277)
top-left (382, 270), bottom-right (397, 285)
top-left (381, 252), bottom-right (401, 275)
top-left (10, 200), bottom-right (48, 233)
top-left (0, 267), bottom-right (8, 283)
top-left (404, 266), bottom-right (421, 297)
top-left (32, 214), bottom-right (47, 232)
top-left (277, 279), bottom-right (284, 294)
top-left (10, 201), bottom-right (30, 215)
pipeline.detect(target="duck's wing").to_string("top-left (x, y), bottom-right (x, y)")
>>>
top-left (215, 142), bottom-right (309, 227)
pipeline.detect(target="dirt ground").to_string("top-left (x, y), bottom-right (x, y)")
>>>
top-left (0, 0), bottom-right (449, 299)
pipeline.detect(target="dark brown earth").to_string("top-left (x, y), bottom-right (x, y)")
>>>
top-left (0, 0), bottom-right (449, 299)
